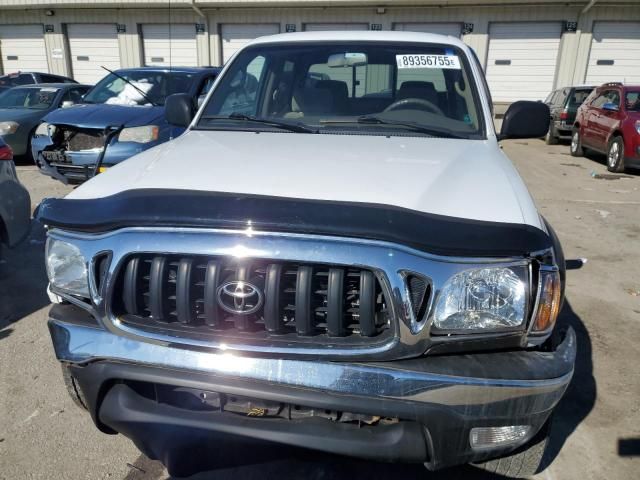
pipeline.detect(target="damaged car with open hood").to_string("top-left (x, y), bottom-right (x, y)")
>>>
top-left (38, 31), bottom-right (576, 478)
top-left (32, 66), bottom-right (219, 184)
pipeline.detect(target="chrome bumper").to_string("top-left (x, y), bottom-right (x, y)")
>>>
top-left (49, 319), bottom-right (576, 415)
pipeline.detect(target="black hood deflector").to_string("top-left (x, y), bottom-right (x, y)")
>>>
top-left (37, 189), bottom-right (551, 258)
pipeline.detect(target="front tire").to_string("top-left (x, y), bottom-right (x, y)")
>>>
top-left (472, 419), bottom-right (552, 478)
top-left (607, 136), bottom-right (625, 173)
top-left (570, 128), bottom-right (583, 157)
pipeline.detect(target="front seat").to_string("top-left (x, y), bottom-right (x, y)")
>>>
top-left (315, 80), bottom-right (349, 114)
top-left (397, 81), bottom-right (439, 108)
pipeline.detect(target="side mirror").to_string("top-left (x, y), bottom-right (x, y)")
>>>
top-left (165, 93), bottom-right (194, 127)
top-left (499, 100), bottom-right (550, 140)
top-left (61, 100), bottom-right (75, 108)
top-left (602, 102), bottom-right (619, 112)
top-left (197, 94), bottom-right (206, 109)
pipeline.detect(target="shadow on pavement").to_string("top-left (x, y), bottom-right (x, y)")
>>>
top-left (540, 299), bottom-right (596, 470)
top-left (124, 450), bottom-right (517, 480)
top-left (0, 219), bottom-right (50, 331)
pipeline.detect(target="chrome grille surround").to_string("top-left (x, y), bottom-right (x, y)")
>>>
top-left (48, 227), bottom-right (533, 360)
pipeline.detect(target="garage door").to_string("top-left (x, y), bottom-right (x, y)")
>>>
top-left (0, 25), bottom-right (48, 74)
top-left (485, 22), bottom-right (562, 102)
top-left (393, 23), bottom-right (461, 37)
top-left (304, 23), bottom-right (369, 32)
top-left (67, 24), bottom-right (120, 84)
top-left (221, 24), bottom-right (280, 64)
top-left (586, 22), bottom-right (640, 84)
top-left (141, 24), bottom-right (198, 67)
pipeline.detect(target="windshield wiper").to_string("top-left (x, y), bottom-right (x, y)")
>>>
top-left (201, 112), bottom-right (317, 133)
top-left (100, 66), bottom-right (159, 107)
top-left (321, 115), bottom-right (467, 139)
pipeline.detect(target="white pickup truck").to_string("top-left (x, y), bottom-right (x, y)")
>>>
top-left (39, 31), bottom-right (575, 477)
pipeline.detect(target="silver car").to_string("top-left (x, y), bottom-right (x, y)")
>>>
top-left (0, 139), bottom-right (30, 250)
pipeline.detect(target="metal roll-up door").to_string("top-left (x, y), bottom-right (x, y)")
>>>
top-left (586, 22), bottom-right (640, 84)
top-left (486, 22), bottom-right (562, 102)
top-left (303, 23), bottom-right (369, 32)
top-left (0, 25), bottom-right (49, 73)
top-left (393, 23), bottom-right (462, 37)
top-left (67, 24), bottom-right (120, 84)
top-left (220, 24), bottom-right (280, 64)
top-left (142, 24), bottom-right (198, 67)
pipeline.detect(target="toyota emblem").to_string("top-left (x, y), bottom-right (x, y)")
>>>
top-left (216, 280), bottom-right (263, 315)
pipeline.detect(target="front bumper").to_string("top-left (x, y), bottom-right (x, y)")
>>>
top-left (32, 135), bottom-right (151, 183)
top-left (49, 313), bottom-right (576, 473)
top-left (553, 121), bottom-right (573, 139)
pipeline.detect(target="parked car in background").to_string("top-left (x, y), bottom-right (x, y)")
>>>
top-left (571, 82), bottom-right (640, 172)
top-left (39, 32), bottom-right (574, 479)
top-left (32, 66), bottom-right (221, 184)
top-left (0, 138), bottom-right (30, 252)
top-left (0, 84), bottom-right (91, 158)
top-left (0, 72), bottom-right (77, 93)
top-left (544, 85), bottom-right (593, 144)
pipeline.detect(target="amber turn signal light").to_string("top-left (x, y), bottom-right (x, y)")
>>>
top-left (532, 269), bottom-right (561, 332)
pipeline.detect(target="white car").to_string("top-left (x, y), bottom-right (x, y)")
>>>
top-left (39, 32), bottom-right (574, 478)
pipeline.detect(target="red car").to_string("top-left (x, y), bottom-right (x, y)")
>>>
top-left (571, 82), bottom-right (640, 172)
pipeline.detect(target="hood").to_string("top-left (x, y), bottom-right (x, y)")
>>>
top-left (0, 108), bottom-right (46, 123)
top-left (68, 130), bottom-right (542, 228)
top-left (43, 103), bottom-right (164, 129)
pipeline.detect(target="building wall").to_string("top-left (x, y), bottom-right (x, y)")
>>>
top-left (1, 2), bottom-right (639, 101)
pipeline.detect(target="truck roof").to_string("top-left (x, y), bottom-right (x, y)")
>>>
top-left (250, 31), bottom-right (468, 49)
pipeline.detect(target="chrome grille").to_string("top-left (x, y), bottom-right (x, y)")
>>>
top-left (111, 254), bottom-right (391, 343)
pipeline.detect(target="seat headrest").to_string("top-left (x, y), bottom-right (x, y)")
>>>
top-left (315, 80), bottom-right (349, 101)
top-left (397, 81), bottom-right (437, 102)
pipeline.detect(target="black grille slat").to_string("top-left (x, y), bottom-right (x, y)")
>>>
top-left (358, 270), bottom-right (376, 337)
top-left (203, 260), bottom-right (222, 327)
top-left (234, 264), bottom-right (252, 331)
top-left (149, 256), bottom-right (168, 322)
top-left (295, 266), bottom-right (314, 335)
top-left (264, 264), bottom-right (283, 333)
top-left (113, 254), bottom-right (394, 346)
top-left (176, 258), bottom-right (194, 324)
top-left (327, 268), bottom-right (345, 337)
top-left (123, 257), bottom-right (141, 315)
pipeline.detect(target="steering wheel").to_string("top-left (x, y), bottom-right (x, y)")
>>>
top-left (384, 98), bottom-right (444, 115)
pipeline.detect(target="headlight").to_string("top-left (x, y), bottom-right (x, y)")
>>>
top-left (0, 121), bottom-right (19, 135)
top-left (433, 266), bottom-right (527, 332)
top-left (46, 238), bottom-right (89, 297)
top-left (635, 120), bottom-right (640, 135)
top-left (118, 125), bottom-right (159, 143)
top-left (35, 122), bottom-right (55, 137)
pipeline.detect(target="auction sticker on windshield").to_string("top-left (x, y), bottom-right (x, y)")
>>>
top-left (396, 54), bottom-right (461, 69)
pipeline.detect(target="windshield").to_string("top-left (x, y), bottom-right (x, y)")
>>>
top-left (83, 70), bottom-right (195, 106)
top-left (626, 91), bottom-right (640, 112)
top-left (0, 87), bottom-right (59, 109)
top-left (569, 88), bottom-right (593, 108)
top-left (199, 42), bottom-right (484, 138)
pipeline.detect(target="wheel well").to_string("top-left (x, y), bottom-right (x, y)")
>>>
top-left (608, 130), bottom-right (624, 145)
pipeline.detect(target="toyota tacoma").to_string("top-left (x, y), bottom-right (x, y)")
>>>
top-left (39, 31), bottom-right (575, 478)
